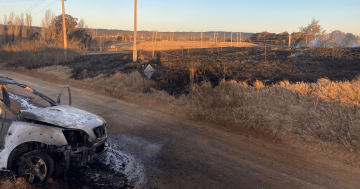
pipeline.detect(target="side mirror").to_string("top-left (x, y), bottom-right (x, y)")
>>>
top-left (57, 85), bottom-right (72, 106)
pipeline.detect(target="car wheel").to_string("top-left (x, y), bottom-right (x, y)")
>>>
top-left (17, 151), bottom-right (54, 184)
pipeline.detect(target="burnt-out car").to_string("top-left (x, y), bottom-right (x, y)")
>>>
top-left (0, 76), bottom-right (108, 183)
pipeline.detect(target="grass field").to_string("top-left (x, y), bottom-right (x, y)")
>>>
top-left (119, 41), bottom-right (257, 51)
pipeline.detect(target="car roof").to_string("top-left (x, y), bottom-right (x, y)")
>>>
top-left (0, 76), bottom-right (27, 86)
top-left (0, 75), bottom-right (57, 106)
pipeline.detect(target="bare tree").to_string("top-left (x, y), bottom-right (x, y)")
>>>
top-left (209, 61), bottom-right (235, 81)
top-left (43, 10), bottom-right (55, 41)
top-left (78, 18), bottom-right (85, 28)
top-left (299, 18), bottom-right (325, 44)
top-left (7, 12), bottom-right (15, 45)
top-left (41, 20), bottom-right (46, 40)
top-left (0, 24), bottom-right (4, 45)
top-left (14, 15), bottom-right (21, 43)
top-left (25, 13), bottom-right (32, 28)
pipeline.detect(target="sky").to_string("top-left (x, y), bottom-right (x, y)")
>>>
top-left (0, 0), bottom-right (359, 35)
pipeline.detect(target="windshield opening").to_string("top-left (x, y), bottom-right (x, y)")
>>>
top-left (3, 84), bottom-right (53, 111)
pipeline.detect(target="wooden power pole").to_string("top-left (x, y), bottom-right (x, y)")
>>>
top-left (289, 33), bottom-right (291, 48)
top-left (61, 0), bottom-right (68, 62)
top-left (133, 0), bottom-right (137, 62)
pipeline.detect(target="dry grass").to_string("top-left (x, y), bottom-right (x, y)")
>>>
top-left (34, 65), bottom-right (73, 80)
top-left (276, 77), bottom-right (360, 106)
top-left (33, 65), bottom-right (156, 93)
top-left (252, 80), bottom-right (266, 89)
top-left (0, 177), bottom-right (35, 189)
top-left (83, 71), bottom-right (156, 93)
top-left (179, 80), bottom-right (360, 150)
top-left (0, 177), bottom-right (67, 189)
top-left (0, 40), bottom-right (82, 67)
top-left (120, 41), bottom-right (257, 51)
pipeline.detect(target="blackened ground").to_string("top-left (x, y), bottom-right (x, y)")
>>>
top-left (7, 47), bottom-right (360, 95)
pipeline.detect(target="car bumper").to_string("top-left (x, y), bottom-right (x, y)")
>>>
top-left (69, 140), bottom-right (108, 167)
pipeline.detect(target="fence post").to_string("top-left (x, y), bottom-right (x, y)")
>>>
top-left (240, 32), bottom-right (242, 47)
top-left (155, 31), bottom-right (157, 45)
top-left (264, 38), bottom-right (266, 61)
top-left (214, 33), bottom-right (216, 45)
top-left (237, 32), bottom-right (238, 47)
top-left (182, 46), bottom-right (183, 58)
top-left (153, 44), bottom-right (155, 59)
top-left (332, 40), bottom-right (335, 62)
top-left (188, 44), bottom-right (190, 55)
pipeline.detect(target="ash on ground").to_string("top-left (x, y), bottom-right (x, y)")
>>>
top-left (64, 137), bottom-right (145, 189)
top-left (66, 162), bottom-right (133, 189)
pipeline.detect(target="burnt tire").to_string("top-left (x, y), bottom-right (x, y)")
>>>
top-left (17, 151), bottom-right (54, 184)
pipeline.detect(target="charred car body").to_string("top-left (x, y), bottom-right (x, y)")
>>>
top-left (0, 76), bottom-right (108, 183)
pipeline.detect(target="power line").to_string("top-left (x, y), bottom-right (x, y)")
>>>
top-left (0, 0), bottom-right (39, 2)
top-left (32, 0), bottom-right (57, 17)
top-left (22, 0), bottom-right (44, 13)
top-left (22, 0), bottom-right (41, 13)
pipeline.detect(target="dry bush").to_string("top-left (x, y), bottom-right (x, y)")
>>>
top-left (84, 71), bottom-right (156, 93)
top-left (252, 80), bottom-right (265, 89)
top-left (34, 65), bottom-right (73, 80)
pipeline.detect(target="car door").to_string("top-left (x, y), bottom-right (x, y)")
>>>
top-left (0, 93), bottom-right (8, 150)
top-left (0, 85), bottom-right (18, 150)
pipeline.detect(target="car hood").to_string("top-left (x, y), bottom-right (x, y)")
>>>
top-left (20, 105), bottom-right (106, 140)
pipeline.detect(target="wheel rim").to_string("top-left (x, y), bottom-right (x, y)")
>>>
top-left (19, 157), bottom-right (47, 183)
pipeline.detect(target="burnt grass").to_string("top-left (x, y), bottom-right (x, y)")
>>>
top-left (0, 162), bottom-right (132, 189)
top-left (8, 47), bottom-right (360, 95)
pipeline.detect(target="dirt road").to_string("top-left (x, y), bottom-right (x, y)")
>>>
top-left (1, 70), bottom-right (360, 189)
